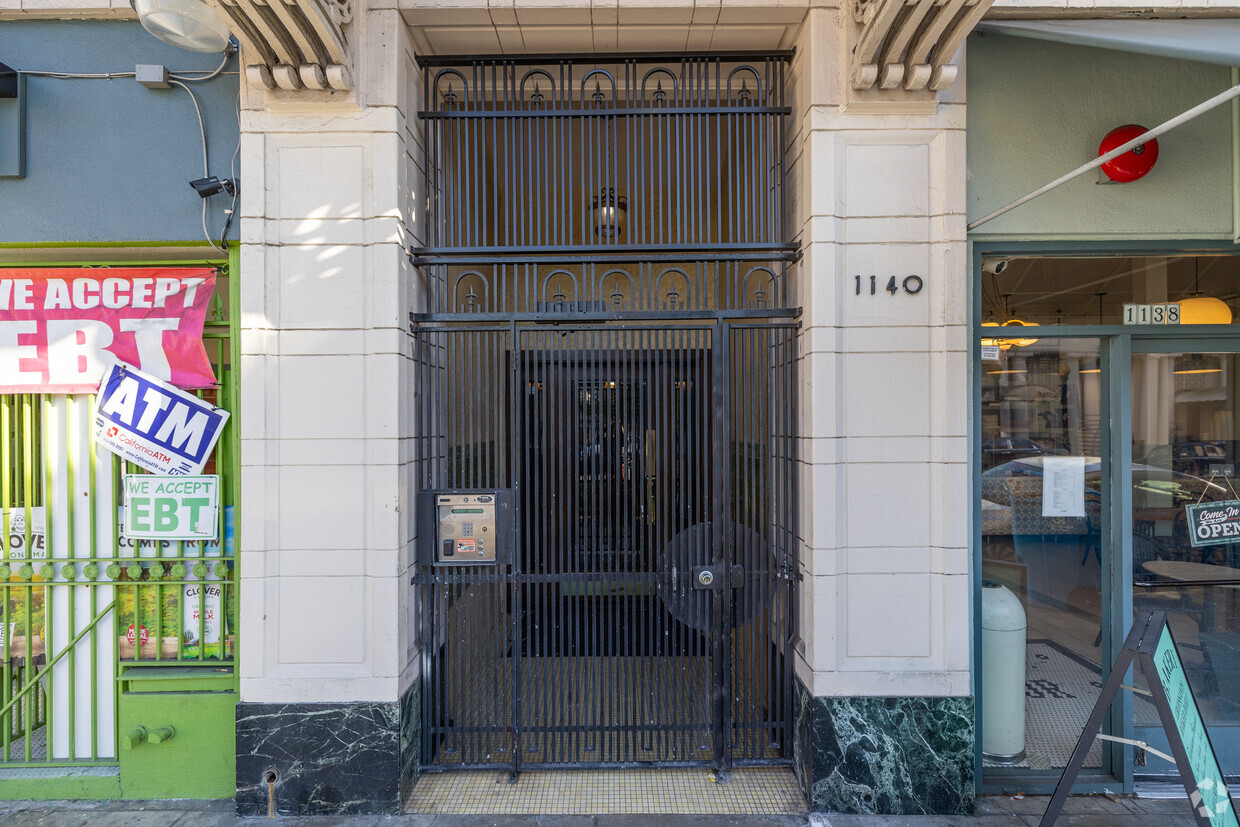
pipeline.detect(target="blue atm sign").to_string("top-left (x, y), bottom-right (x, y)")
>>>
top-left (94, 362), bottom-right (229, 475)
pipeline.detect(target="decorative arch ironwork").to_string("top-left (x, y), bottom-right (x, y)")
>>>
top-left (413, 51), bottom-right (798, 264)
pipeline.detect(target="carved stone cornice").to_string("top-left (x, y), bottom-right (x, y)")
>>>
top-left (852, 0), bottom-right (995, 92)
top-left (203, 0), bottom-right (353, 91)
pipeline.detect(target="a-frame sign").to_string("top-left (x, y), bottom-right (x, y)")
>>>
top-left (1040, 609), bottom-right (1237, 826)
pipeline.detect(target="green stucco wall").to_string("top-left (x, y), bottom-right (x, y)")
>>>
top-left (966, 32), bottom-right (1235, 240)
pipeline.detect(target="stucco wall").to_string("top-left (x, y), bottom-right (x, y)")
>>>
top-left (0, 20), bottom-right (239, 245)
top-left (966, 32), bottom-right (1235, 240)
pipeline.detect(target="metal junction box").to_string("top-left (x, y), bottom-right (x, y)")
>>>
top-left (417, 489), bottom-right (513, 566)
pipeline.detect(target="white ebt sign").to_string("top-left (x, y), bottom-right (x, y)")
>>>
top-left (123, 475), bottom-right (219, 540)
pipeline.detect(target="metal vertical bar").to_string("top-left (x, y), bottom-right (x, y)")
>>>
top-left (64, 396), bottom-right (76, 758)
top-left (1, 395), bottom-right (9, 763)
top-left (735, 327), bottom-right (748, 759)
top-left (681, 327), bottom-right (695, 761)
top-left (638, 326), bottom-right (653, 759)
top-left (586, 329), bottom-right (600, 758)
top-left (571, 329), bottom-right (584, 763)
top-left (712, 322), bottom-right (733, 771)
top-left (37, 396), bottom-right (51, 759)
top-left (658, 328), bottom-right (673, 760)
top-left (554, 328), bottom-right (567, 766)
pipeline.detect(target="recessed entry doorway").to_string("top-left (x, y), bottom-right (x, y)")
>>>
top-left (408, 52), bottom-right (801, 781)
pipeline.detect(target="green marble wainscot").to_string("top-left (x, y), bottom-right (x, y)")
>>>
top-left (399, 678), bottom-right (421, 805)
top-left (235, 701), bottom-right (402, 816)
top-left (794, 683), bottom-right (975, 816)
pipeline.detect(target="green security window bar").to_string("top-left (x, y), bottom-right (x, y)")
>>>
top-left (0, 253), bottom-right (239, 770)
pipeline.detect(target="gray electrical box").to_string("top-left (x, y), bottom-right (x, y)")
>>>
top-left (417, 489), bottom-right (513, 566)
top-left (135, 64), bottom-right (172, 89)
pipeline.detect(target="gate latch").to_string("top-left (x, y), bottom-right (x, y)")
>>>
top-left (693, 566), bottom-right (715, 588)
top-left (692, 565), bottom-right (746, 589)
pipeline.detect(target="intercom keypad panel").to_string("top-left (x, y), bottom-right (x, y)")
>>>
top-left (435, 493), bottom-right (497, 563)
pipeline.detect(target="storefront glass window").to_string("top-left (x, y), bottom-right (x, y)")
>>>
top-left (1130, 351), bottom-right (1240, 758)
top-left (980, 255), bottom-right (1239, 326)
top-left (978, 251), bottom-right (1240, 784)
top-left (981, 338), bottom-right (1104, 771)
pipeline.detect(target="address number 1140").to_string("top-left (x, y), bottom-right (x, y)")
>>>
top-left (855, 275), bottom-right (924, 296)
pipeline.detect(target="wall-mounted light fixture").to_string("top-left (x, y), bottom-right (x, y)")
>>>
top-left (591, 188), bottom-right (627, 239)
top-left (131, 0), bottom-right (232, 53)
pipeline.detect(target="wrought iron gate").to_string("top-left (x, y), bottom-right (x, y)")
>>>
top-left (411, 52), bottom-right (799, 773)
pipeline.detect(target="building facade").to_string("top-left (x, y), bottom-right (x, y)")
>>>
top-left (1, 0), bottom-right (1239, 817)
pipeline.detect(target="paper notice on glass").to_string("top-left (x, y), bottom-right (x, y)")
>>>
top-left (1042, 456), bottom-right (1086, 517)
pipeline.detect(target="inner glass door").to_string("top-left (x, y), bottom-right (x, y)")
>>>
top-left (1130, 348), bottom-right (1240, 775)
top-left (980, 337), bottom-right (1107, 772)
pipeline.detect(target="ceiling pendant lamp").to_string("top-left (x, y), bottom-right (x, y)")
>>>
top-left (980, 321), bottom-right (1009, 351)
top-left (981, 319), bottom-right (1039, 350)
top-left (1179, 296), bottom-right (1233, 325)
top-left (1001, 319), bottom-right (1039, 348)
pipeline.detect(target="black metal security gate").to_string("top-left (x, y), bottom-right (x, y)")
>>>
top-left (410, 52), bottom-right (799, 773)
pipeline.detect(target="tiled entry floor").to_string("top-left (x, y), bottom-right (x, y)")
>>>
top-left (405, 767), bottom-right (806, 815)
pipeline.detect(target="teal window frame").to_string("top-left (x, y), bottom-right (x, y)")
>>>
top-left (971, 239), bottom-right (1240, 795)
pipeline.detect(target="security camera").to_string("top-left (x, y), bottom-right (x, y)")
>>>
top-left (982, 258), bottom-right (1009, 276)
top-left (189, 176), bottom-right (238, 198)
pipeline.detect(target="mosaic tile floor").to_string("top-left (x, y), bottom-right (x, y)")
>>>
top-left (984, 640), bottom-right (1159, 771)
top-left (405, 766), bottom-right (806, 815)
top-left (1021, 640), bottom-right (1105, 770)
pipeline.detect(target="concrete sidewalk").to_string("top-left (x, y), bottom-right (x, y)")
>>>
top-left (0, 795), bottom-right (1205, 826)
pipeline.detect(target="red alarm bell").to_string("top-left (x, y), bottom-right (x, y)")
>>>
top-left (1098, 124), bottom-right (1159, 183)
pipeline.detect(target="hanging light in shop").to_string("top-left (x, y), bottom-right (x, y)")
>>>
top-left (1176, 259), bottom-right (1233, 325)
top-left (1173, 353), bottom-right (1223, 375)
top-left (1178, 296), bottom-right (1233, 325)
top-left (981, 319), bottom-right (1039, 350)
top-left (1080, 359), bottom-right (1101, 374)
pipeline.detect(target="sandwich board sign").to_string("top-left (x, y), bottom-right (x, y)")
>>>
top-left (93, 362), bottom-right (228, 476)
top-left (1041, 610), bottom-right (1237, 826)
